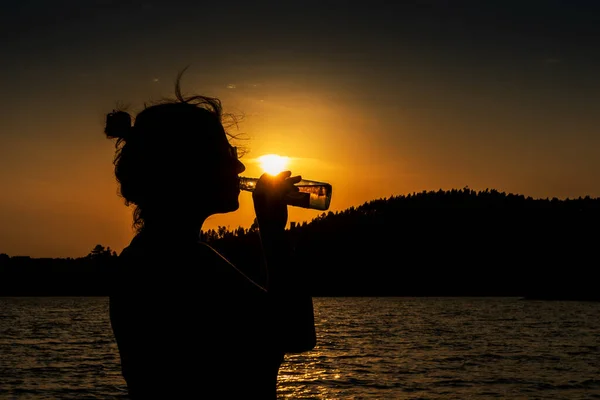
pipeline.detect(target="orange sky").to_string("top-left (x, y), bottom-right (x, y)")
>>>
top-left (1, 1), bottom-right (599, 258)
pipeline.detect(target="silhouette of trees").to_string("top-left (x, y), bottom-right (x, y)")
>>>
top-left (87, 244), bottom-right (117, 260)
top-left (1, 188), bottom-right (599, 298)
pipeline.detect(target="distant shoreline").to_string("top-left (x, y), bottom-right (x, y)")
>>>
top-left (3, 188), bottom-right (599, 299)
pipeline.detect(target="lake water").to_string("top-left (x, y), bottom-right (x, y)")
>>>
top-left (1, 297), bottom-right (599, 399)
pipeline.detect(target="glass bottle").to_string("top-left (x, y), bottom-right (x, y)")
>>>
top-left (239, 176), bottom-right (332, 211)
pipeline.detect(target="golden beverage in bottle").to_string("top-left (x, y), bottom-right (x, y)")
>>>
top-left (239, 177), bottom-right (332, 211)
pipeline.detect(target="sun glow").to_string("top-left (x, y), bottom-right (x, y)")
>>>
top-left (258, 154), bottom-right (290, 175)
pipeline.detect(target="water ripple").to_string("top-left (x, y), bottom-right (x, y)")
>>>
top-left (2, 297), bottom-right (600, 399)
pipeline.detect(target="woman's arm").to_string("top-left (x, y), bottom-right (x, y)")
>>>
top-left (257, 224), bottom-right (316, 353)
top-left (253, 172), bottom-right (317, 353)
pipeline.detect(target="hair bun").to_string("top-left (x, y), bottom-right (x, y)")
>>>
top-left (105, 110), bottom-right (132, 140)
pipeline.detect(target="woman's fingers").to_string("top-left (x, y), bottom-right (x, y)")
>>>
top-left (257, 171), bottom-right (301, 195)
top-left (275, 170), bottom-right (292, 180)
top-left (287, 175), bottom-right (302, 184)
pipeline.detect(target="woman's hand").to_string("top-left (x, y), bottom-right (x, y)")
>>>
top-left (252, 171), bottom-right (302, 232)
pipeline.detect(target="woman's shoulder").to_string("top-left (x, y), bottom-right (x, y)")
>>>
top-left (194, 241), bottom-right (232, 263)
top-left (194, 241), bottom-right (267, 293)
top-left (118, 235), bottom-right (212, 259)
top-left (115, 235), bottom-right (266, 291)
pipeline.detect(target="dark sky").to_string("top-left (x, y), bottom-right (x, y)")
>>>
top-left (2, 0), bottom-right (599, 257)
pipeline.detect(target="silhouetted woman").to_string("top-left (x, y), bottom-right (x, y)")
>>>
top-left (105, 74), bottom-right (316, 399)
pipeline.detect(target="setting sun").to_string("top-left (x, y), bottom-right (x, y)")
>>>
top-left (258, 154), bottom-right (289, 175)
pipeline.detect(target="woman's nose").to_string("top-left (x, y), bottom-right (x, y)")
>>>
top-left (236, 159), bottom-right (246, 174)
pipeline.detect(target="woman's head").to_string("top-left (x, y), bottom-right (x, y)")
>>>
top-left (105, 74), bottom-right (246, 233)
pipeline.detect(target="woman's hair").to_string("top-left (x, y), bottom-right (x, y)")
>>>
top-left (104, 69), bottom-right (242, 232)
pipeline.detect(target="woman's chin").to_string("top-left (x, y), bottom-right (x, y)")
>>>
top-left (212, 199), bottom-right (240, 214)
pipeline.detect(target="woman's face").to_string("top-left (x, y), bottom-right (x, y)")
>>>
top-left (199, 123), bottom-right (246, 215)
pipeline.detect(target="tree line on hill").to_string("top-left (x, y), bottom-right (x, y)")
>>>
top-left (1, 187), bottom-right (598, 299)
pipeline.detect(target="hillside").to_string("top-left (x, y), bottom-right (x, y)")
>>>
top-left (2, 188), bottom-right (599, 298)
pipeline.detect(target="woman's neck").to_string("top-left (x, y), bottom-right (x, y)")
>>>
top-left (139, 220), bottom-right (203, 244)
